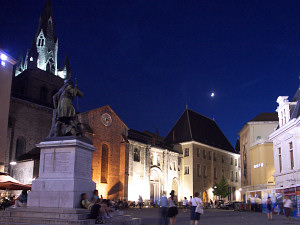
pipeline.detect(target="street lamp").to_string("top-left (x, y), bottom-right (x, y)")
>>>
top-left (10, 161), bottom-right (17, 166)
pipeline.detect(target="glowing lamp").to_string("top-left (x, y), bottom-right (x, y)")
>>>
top-left (211, 92), bottom-right (215, 97)
top-left (1, 61), bottom-right (5, 66)
top-left (10, 161), bottom-right (17, 166)
top-left (0, 53), bottom-right (7, 61)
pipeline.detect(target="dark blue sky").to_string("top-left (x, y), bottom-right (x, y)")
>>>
top-left (1, 0), bottom-right (300, 146)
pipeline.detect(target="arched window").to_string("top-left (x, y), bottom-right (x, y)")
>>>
top-left (133, 148), bottom-right (140, 162)
top-left (40, 86), bottom-right (48, 102)
top-left (15, 137), bottom-right (26, 158)
top-left (101, 144), bottom-right (109, 183)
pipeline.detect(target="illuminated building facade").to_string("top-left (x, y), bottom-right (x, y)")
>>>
top-left (239, 113), bottom-right (278, 200)
top-left (0, 50), bottom-right (16, 172)
top-left (165, 109), bottom-right (241, 202)
top-left (270, 89), bottom-right (300, 188)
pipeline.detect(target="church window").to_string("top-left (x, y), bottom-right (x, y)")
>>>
top-left (184, 148), bottom-right (189, 157)
top-left (101, 144), bottom-right (109, 183)
top-left (150, 154), bottom-right (153, 165)
top-left (15, 137), bottom-right (26, 158)
top-left (133, 148), bottom-right (140, 162)
top-left (40, 86), bottom-right (48, 103)
top-left (184, 166), bottom-right (189, 175)
top-left (157, 156), bottom-right (160, 166)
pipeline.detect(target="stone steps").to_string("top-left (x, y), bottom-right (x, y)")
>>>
top-left (0, 207), bottom-right (141, 225)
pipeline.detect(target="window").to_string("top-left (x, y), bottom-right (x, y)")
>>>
top-left (173, 163), bottom-right (176, 171)
top-left (230, 157), bottom-right (233, 165)
top-left (203, 165), bottom-right (207, 178)
top-left (235, 171), bottom-right (238, 182)
top-left (178, 157), bottom-right (181, 171)
top-left (101, 144), bottom-right (109, 183)
top-left (230, 171), bottom-right (233, 182)
top-left (213, 152), bottom-right (216, 161)
top-left (15, 137), bottom-right (26, 158)
top-left (232, 187), bottom-right (236, 200)
top-left (278, 148), bottom-right (282, 172)
top-left (214, 167), bottom-right (217, 180)
top-left (289, 142), bottom-right (294, 170)
top-left (184, 148), bottom-right (189, 157)
top-left (221, 169), bottom-right (225, 177)
top-left (150, 154), bottom-right (153, 165)
top-left (203, 150), bottom-right (206, 159)
top-left (222, 155), bottom-right (224, 163)
top-left (235, 159), bottom-right (237, 166)
top-left (209, 151), bottom-right (211, 160)
top-left (170, 163), bottom-right (173, 170)
top-left (184, 166), bottom-right (189, 175)
top-left (228, 187), bottom-right (232, 201)
top-left (197, 148), bottom-right (200, 157)
top-left (197, 164), bottom-right (201, 177)
top-left (157, 156), bottom-right (161, 166)
top-left (133, 148), bottom-right (140, 162)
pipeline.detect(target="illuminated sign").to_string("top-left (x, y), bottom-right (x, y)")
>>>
top-left (254, 163), bottom-right (264, 168)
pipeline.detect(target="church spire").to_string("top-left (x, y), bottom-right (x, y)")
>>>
top-left (35, 0), bottom-right (56, 41)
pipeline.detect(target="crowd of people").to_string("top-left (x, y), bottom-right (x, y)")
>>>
top-left (158, 190), bottom-right (204, 225)
top-left (0, 190), bottom-right (27, 210)
top-left (265, 195), bottom-right (294, 222)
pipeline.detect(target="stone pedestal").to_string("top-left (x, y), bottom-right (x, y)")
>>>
top-left (27, 137), bottom-right (96, 208)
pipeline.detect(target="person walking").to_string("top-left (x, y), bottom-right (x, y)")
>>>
top-left (189, 192), bottom-right (203, 225)
top-left (283, 196), bottom-right (293, 221)
top-left (167, 190), bottom-right (178, 225)
top-left (159, 191), bottom-right (169, 225)
top-left (138, 195), bottom-right (143, 210)
top-left (183, 197), bottom-right (188, 213)
top-left (266, 197), bottom-right (273, 220)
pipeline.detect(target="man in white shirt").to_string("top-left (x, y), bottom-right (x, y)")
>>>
top-left (283, 196), bottom-right (293, 221)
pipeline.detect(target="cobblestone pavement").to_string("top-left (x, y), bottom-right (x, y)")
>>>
top-left (124, 208), bottom-right (300, 225)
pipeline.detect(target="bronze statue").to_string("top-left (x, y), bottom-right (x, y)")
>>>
top-left (48, 78), bottom-right (83, 137)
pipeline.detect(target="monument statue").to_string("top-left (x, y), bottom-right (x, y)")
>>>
top-left (48, 78), bottom-right (83, 137)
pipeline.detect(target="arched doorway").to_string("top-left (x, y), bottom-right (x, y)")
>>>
top-left (171, 178), bottom-right (179, 197)
top-left (150, 167), bottom-right (162, 203)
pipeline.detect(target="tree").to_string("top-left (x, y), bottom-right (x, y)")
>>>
top-left (212, 176), bottom-right (229, 199)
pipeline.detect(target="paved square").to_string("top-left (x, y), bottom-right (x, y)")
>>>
top-left (125, 208), bottom-right (299, 225)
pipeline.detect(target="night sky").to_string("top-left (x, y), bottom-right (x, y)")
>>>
top-left (1, 0), bottom-right (300, 147)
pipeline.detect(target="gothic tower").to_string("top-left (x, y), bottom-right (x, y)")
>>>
top-left (14, 0), bottom-right (70, 78)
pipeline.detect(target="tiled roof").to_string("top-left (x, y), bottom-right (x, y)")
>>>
top-left (165, 109), bottom-right (235, 153)
top-left (249, 113), bottom-right (278, 122)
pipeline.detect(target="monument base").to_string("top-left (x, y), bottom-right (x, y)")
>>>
top-left (27, 137), bottom-right (96, 208)
top-left (0, 207), bottom-right (141, 225)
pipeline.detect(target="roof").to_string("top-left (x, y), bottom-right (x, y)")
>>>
top-left (249, 113), bottom-right (278, 122)
top-left (165, 109), bottom-right (235, 153)
top-left (128, 129), bottom-right (176, 152)
top-left (291, 87), bottom-right (300, 119)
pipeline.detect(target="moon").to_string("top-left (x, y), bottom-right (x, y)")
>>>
top-left (211, 92), bottom-right (215, 97)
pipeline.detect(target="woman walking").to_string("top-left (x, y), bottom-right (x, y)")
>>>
top-left (266, 197), bottom-right (273, 220)
top-left (167, 190), bottom-right (178, 225)
top-left (189, 192), bottom-right (203, 225)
